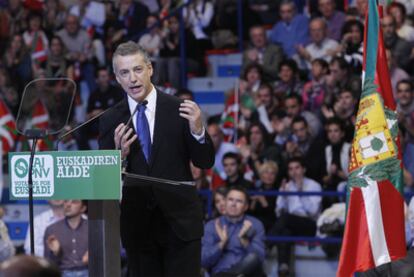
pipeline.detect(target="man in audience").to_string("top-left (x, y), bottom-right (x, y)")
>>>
top-left (382, 15), bottom-right (412, 72)
top-left (321, 117), bottom-right (350, 208)
top-left (222, 152), bottom-right (254, 189)
top-left (270, 157), bottom-right (322, 276)
top-left (396, 80), bottom-right (414, 179)
top-left (207, 123), bottom-right (239, 180)
top-left (202, 187), bottom-right (265, 276)
top-left (44, 200), bottom-right (88, 277)
top-left (318, 0), bottom-right (346, 41)
top-left (295, 17), bottom-right (338, 70)
top-left (24, 200), bottom-right (64, 256)
top-left (270, 0), bottom-right (309, 57)
top-left (253, 83), bottom-right (278, 134)
top-left (242, 25), bottom-right (284, 82)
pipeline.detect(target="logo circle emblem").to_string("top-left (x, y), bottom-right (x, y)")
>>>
top-left (15, 158), bottom-right (29, 178)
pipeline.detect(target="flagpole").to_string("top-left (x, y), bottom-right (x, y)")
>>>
top-left (233, 79), bottom-right (239, 144)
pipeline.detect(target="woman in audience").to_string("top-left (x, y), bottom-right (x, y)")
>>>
top-left (273, 59), bottom-right (303, 98)
top-left (0, 67), bottom-right (19, 115)
top-left (249, 161), bottom-right (278, 232)
top-left (212, 186), bottom-right (228, 218)
top-left (43, 36), bottom-right (74, 79)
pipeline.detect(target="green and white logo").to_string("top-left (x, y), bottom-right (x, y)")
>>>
top-left (10, 155), bottom-right (54, 198)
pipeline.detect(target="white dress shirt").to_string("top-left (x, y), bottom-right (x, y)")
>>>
top-left (127, 87), bottom-right (205, 143)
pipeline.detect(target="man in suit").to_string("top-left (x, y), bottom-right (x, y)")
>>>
top-left (98, 41), bottom-right (214, 276)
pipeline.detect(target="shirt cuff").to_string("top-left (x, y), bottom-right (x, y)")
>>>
top-left (191, 127), bottom-right (205, 143)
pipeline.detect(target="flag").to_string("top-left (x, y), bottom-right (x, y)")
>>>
top-left (28, 100), bottom-right (53, 151)
top-left (337, 1), bottom-right (406, 276)
top-left (0, 99), bottom-right (17, 154)
top-left (221, 91), bottom-right (239, 143)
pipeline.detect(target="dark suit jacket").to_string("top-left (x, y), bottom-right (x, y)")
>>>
top-left (98, 90), bottom-right (214, 248)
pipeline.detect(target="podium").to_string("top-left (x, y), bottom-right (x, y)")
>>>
top-left (9, 150), bottom-right (195, 276)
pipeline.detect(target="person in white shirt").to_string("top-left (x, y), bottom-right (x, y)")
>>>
top-left (24, 200), bottom-right (64, 256)
top-left (270, 157), bottom-right (322, 276)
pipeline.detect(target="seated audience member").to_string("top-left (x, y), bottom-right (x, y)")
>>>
top-left (253, 83), bottom-right (279, 134)
top-left (388, 2), bottom-right (414, 43)
top-left (249, 161), bottom-right (278, 232)
top-left (326, 56), bottom-right (361, 98)
top-left (273, 59), bottom-right (303, 98)
top-left (396, 79), bottom-right (414, 179)
top-left (321, 117), bottom-right (350, 208)
top-left (0, 255), bottom-right (60, 277)
top-left (270, 0), bottom-right (309, 57)
top-left (382, 15), bottom-right (412, 73)
top-left (85, 67), bottom-right (124, 147)
top-left (240, 123), bottom-right (284, 179)
top-left (318, 0), bottom-right (346, 41)
top-left (270, 157), bottom-right (322, 276)
top-left (190, 161), bottom-right (210, 190)
top-left (212, 186), bottom-right (229, 218)
top-left (207, 123), bottom-right (239, 181)
top-left (223, 152), bottom-right (254, 189)
top-left (294, 17), bottom-right (338, 71)
top-left (301, 58), bottom-right (330, 114)
top-left (44, 200), bottom-right (88, 277)
top-left (242, 25), bottom-right (284, 82)
top-left (202, 187), bottom-right (266, 276)
top-left (24, 200), bottom-right (64, 256)
top-left (138, 14), bottom-right (162, 62)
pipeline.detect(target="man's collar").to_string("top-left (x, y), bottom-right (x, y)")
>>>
top-left (127, 86), bottom-right (157, 114)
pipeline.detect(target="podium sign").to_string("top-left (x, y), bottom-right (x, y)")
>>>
top-left (9, 150), bottom-right (121, 200)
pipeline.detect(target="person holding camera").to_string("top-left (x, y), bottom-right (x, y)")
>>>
top-left (202, 187), bottom-right (265, 277)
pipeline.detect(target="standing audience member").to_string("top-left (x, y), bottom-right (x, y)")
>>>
top-left (388, 2), bottom-right (414, 43)
top-left (44, 200), bottom-right (88, 277)
top-left (270, 157), bottom-right (322, 276)
top-left (202, 187), bottom-right (265, 276)
top-left (24, 200), bottom-right (64, 256)
top-left (138, 14), bottom-right (162, 62)
top-left (23, 12), bottom-right (49, 70)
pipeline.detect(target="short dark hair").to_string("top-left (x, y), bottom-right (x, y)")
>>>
top-left (226, 186), bottom-right (250, 204)
top-left (287, 156), bottom-right (306, 168)
top-left (397, 79), bottom-right (413, 92)
top-left (311, 58), bottom-right (329, 71)
top-left (242, 62), bottom-right (263, 80)
top-left (279, 59), bottom-right (298, 74)
top-left (291, 116), bottom-right (308, 128)
top-left (325, 117), bottom-right (345, 132)
top-left (175, 88), bottom-right (194, 99)
top-left (285, 93), bottom-right (303, 106)
top-left (222, 152), bottom-right (241, 165)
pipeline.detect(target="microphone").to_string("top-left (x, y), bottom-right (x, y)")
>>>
top-left (117, 100), bottom-right (148, 150)
top-left (54, 105), bottom-right (115, 150)
top-left (118, 100), bottom-right (147, 171)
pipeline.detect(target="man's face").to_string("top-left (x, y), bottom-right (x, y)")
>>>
top-left (114, 53), bottom-right (153, 103)
top-left (97, 70), bottom-right (110, 87)
top-left (310, 20), bottom-right (326, 44)
top-left (207, 124), bottom-right (223, 151)
top-left (65, 16), bottom-right (79, 35)
top-left (225, 190), bottom-right (248, 218)
top-left (338, 91), bottom-right (356, 110)
top-left (292, 121), bottom-right (308, 142)
top-left (258, 87), bottom-right (272, 108)
top-left (279, 65), bottom-right (294, 83)
top-left (223, 157), bottom-right (238, 179)
top-left (318, 0), bottom-right (334, 18)
top-left (280, 3), bottom-right (295, 22)
top-left (48, 200), bottom-right (64, 208)
top-left (327, 123), bottom-right (344, 145)
top-left (250, 27), bottom-right (266, 48)
top-left (63, 200), bottom-right (86, 218)
top-left (329, 61), bottom-right (346, 81)
top-left (288, 161), bottom-right (305, 182)
top-left (382, 16), bottom-right (396, 38)
top-left (285, 98), bottom-right (301, 117)
top-left (397, 83), bottom-right (413, 106)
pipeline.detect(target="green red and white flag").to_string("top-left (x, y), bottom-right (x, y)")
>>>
top-left (337, 1), bottom-right (406, 276)
top-left (0, 99), bottom-right (17, 154)
top-left (28, 100), bottom-right (53, 151)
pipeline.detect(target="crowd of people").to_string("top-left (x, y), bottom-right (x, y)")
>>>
top-left (1, 0), bottom-right (414, 276)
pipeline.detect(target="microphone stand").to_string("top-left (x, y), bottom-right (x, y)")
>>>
top-left (25, 129), bottom-right (47, 255)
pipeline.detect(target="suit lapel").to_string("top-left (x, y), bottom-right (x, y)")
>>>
top-left (149, 90), bottom-right (167, 169)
